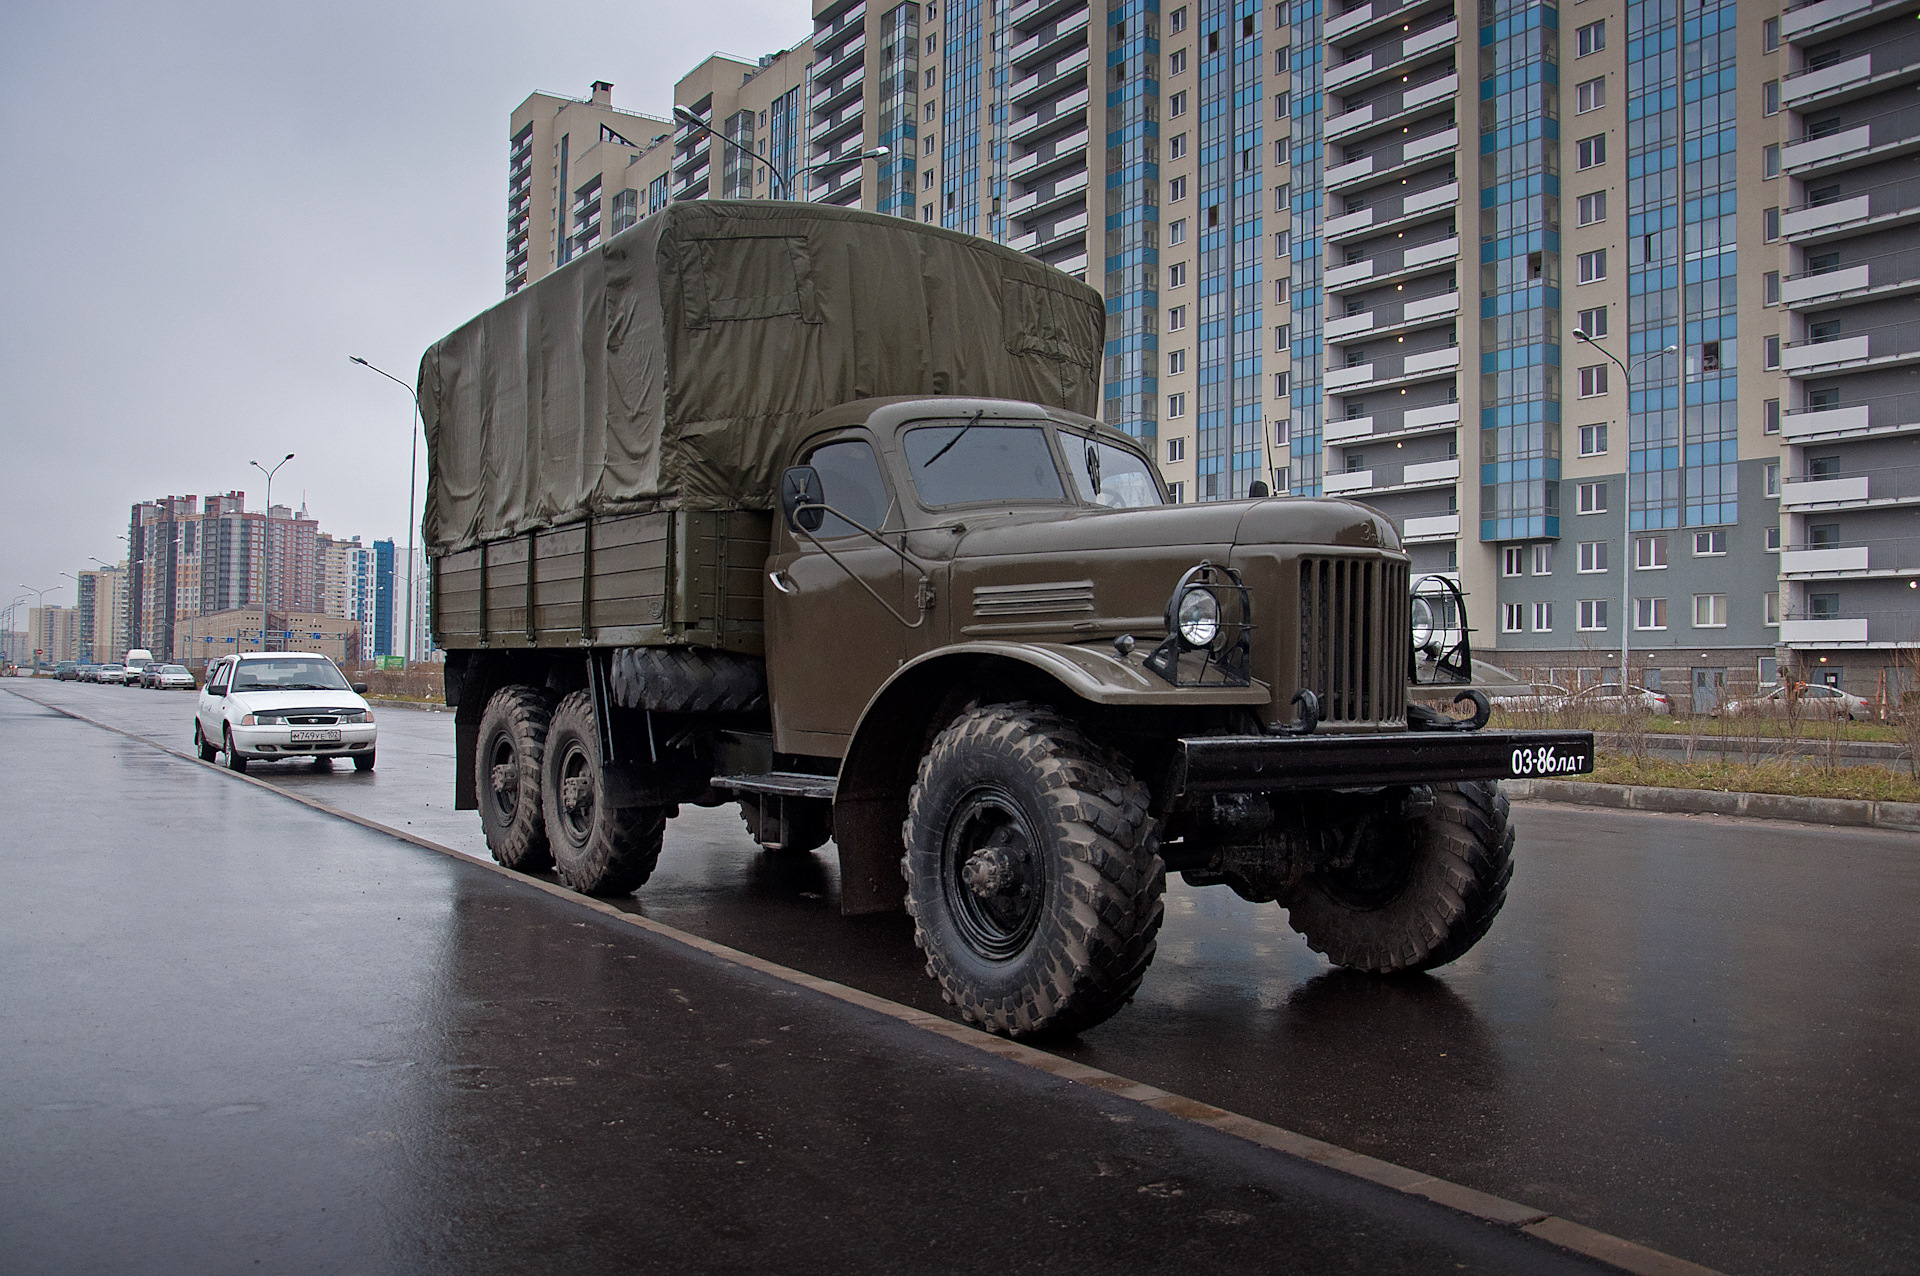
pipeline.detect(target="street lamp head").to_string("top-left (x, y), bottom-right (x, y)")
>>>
top-left (672, 105), bottom-right (695, 123)
top-left (283, 452), bottom-right (295, 461)
top-left (349, 355), bottom-right (369, 366)
top-left (1574, 329), bottom-right (1594, 343)
top-left (863, 146), bottom-right (891, 160)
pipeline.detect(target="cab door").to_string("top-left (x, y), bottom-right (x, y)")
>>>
top-left (198, 658), bottom-right (232, 738)
top-left (765, 433), bottom-right (909, 756)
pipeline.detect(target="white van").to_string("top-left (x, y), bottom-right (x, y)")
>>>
top-left (123, 649), bottom-right (155, 686)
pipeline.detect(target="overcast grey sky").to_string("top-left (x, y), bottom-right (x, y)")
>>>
top-left (0, 0), bottom-right (810, 619)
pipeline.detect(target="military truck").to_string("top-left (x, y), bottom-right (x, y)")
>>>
top-left (420, 201), bottom-right (1592, 1038)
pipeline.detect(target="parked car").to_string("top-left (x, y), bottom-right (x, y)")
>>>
top-left (95, 663), bottom-right (128, 685)
top-left (1724, 682), bottom-right (1872, 722)
top-left (1489, 683), bottom-right (1569, 712)
top-left (53, 661), bottom-right (80, 680)
top-left (122, 649), bottom-right (156, 686)
top-left (1560, 683), bottom-right (1673, 715)
top-left (149, 664), bottom-right (196, 690)
top-left (77, 664), bottom-right (102, 681)
top-left (195, 651), bottom-right (376, 772)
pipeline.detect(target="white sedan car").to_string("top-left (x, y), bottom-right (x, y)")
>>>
top-left (194, 652), bottom-right (377, 772)
top-left (1724, 682), bottom-right (1873, 721)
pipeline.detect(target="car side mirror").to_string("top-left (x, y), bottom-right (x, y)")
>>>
top-left (351, 682), bottom-right (368, 694)
top-left (207, 685), bottom-right (225, 697)
top-left (780, 466), bottom-right (825, 533)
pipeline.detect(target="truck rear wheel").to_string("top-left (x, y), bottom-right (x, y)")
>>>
top-left (1284, 781), bottom-right (1514, 974)
top-left (903, 703), bottom-right (1164, 1039)
top-left (739, 795), bottom-right (832, 854)
top-left (476, 686), bottom-right (553, 872)
top-left (542, 690), bottom-right (665, 896)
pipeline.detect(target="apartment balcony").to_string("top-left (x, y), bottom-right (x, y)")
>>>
top-left (1326, 346), bottom-right (1459, 391)
top-left (1781, 546), bottom-right (1873, 575)
top-left (1011, 0), bottom-right (1084, 31)
top-left (1781, 40), bottom-right (1920, 113)
top-left (812, 1), bottom-right (867, 56)
top-left (1323, 19), bottom-right (1459, 94)
top-left (1325, 362), bottom-right (1375, 390)
top-left (1328, 73), bottom-right (1461, 146)
top-left (1324, 258), bottom-right (1375, 289)
top-left (1782, 461), bottom-right (1920, 510)
top-left (1324, 468), bottom-right (1375, 495)
top-left (1010, 46), bottom-right (1090, 106)
top-left (1782, 319), bottom-right (1920, 374)
top-left (1778, 616), bottom-right (1872, 644)
top-left (1781, 535), bottom-right (1920, 577)
top-left (1007, 129), bottom-right (1088, 180)
top-left (1326, 127), bottom-right (1459, 195)
top-left (1783, 389), bottom-right (1920, 443)
top-left (1325, 311), bottom-right (1375, 339)
top-left (1782, 0), bottom-right (1911, 42)
top-left (810, 100), bottom-right (866, 147)
top-left (1323, 0), bottom-right (1454, 44)
top-left (1325, 181), bottom-right (1459, 243)
top-left (1783, 245), bottom-right (1920, 310)
top-left (1324, 238), bottom-right (1459, 296)
top-left (1321, 400), bottom-right (1461, 447)
top-left (1010, 13), bottom-right (1088, 71)
top-left (1401, 513), bottom-right (1461, 542)
top-left (671, 138), bottom-right (710, 177)
top-left (811, 66), bottom-right (865, 114)
top-left (1324, 416), bottom-right (1378, 444)
top-left (1010, 86), bottom-right (1089, 144)
top-left (1325, 154), bottom-right (1376, 190)
top-left (1780, 171), bottom-right (1920, 242)
top-left (1328, 457), bottom-right (1460, 497)
top-left (1781, 101), bottom-right (1920, 177)
top-left (1007, 168), bottom-right (1089, 219)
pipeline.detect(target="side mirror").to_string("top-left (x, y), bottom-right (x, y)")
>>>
top-left (350, 682), bottom-right (368, 694)
top-left (207, 685), bottom-right (225, 697)
top-left (1248, 480), bottom-right (1271, 499)
top-left (780, 466), bottom-right (825, 533)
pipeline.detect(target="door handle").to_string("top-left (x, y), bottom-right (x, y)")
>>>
top-left (768, 570), bottom-right (796, 596)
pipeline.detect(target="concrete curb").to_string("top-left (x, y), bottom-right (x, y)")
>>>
top-left (1592, 731), bottom-right (1909, 765)
top-left (2, 682), bottom-right (1725, 1276)
top-left (1507, 778), bottom-right (1920, 832)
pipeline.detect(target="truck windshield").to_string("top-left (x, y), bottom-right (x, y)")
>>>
top-left (1066, 438), bottom-right (1165, 509)
top-left (232, 658), bottom-right (351, 692)
top-left (902, 422), bottom-right (1066, 506)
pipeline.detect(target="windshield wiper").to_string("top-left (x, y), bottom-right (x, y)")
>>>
top-left (921, 409), bottom-right (985, 468)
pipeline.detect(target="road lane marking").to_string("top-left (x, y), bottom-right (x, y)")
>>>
top-left (4, 683), bottom-right (1726, 1276)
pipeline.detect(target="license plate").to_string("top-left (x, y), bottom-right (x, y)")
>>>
top-left (290, 728), bottom-right (341, 743)
top-left (1506, 741), bottom-right (1592, 778)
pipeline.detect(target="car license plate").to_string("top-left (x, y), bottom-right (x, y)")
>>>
top-left (290, 728), bottom-right (341, 743)
top-left (1506, 741), bottom-right (1593, 778)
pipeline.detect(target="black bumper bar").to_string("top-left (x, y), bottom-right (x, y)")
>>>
top-left (1170, 729), bottom-right (1595, 796)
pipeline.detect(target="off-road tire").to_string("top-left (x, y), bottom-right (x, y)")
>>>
top-left (542, 690), bottom-right (666, 896)
top-left (609, 646), bottom-right (766, 713)
top-left (354, 751), bottom-right (376, 772)
top-left (222, 726), bottom-right (247, 774)
top-left (476, 686), bottom-right (554, 871)
top-left (739, 795), bottom-right (833, 854)
top-left (1285, 781), bottom-right (1514, 973)
top-left (903, 702), bottom-right (1164, 1039)
top-left (195, 721), bottom-right (217, 762)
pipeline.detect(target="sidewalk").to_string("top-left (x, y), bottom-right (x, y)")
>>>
top-left (0, 692), bottom-right (1630, 1275)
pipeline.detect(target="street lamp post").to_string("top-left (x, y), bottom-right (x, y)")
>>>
top-left (249, 454), bottom-right (295, 652)
top-left (1573, 331), bottom-right (1677, 689)
top-left (670, 106), bottom-right (889, 202)
top-left (350, 356), bottom-right (422, 666)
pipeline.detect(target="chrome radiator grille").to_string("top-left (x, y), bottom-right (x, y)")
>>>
top-left (1297, 557), bottom-right (1409, 725)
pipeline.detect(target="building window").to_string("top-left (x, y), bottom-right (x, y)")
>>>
top-left (1168, 176), bottom-right (1188, 201)
top-left (1168, 219), bottom-right (1187, 245)
top-left (1167, 392), bottom-right (1187, 417)
top-left (1167, 261), bottom-right (1188, 287)
top-left (1764, 80), bottom-right (1780, 115)
top-left (1503, 603), bottom-right (1525, 633)
top-left (1169, 48), bottom-right (1188, 75)
top-left (1167, 348), bottom-right (1186, 374)
top-left (1579, 423), bottom-right (1608, 456)
top-left (1764, 145), bottom-right (1780, 179)
top-left (1272, 231), bottom-right (1290, 257)
top-left (1764, 207), bottom-right (1780, 241)
top-left (1765, 592), bottom-right (1781, 624)
top-left (1533, 543), bottom-right (1554, 575)
top-left (1763, 399), bottom-right (1780, 434)
top-left (1502, 546), bottom-right (1525, 576)
top-left (1764, 16), bottom-right (1780, 50)
top-left (1576, 135), bottom-right (1607, 169)
top-left (1578, 364), bottom-right (1609, 397)
top-left (1578, 540), bottom-right (1609, 572)
top-left (1273, 371), bottom-right (1291, 396)
top-left (1765, 461), bottom-right (1780, 496)
top-left (1578, 481), bottom-right (1607, 513)
top-left (1808, 592), bottom-right (1841, 619)
top-left (1576, 19), bottom-right (1606, 55)
top-left (1166, 436), bottom-right (1186, 462)
top-left (1167, 481), bottom-right (1186, 503)
top-left (1171, 5), bottom-right (1187, 32)
top-left (1273, 138), bottom-right (1291, 165)
top-left (1764, 271), bottom-right (1780, 305)
top-left (1765, 335), bottom-right (1781, 370)
top-left (1169, 133), bottom-right (1187, 160)
top-left (1272, 324), bottom-right (1290, 350)
top-left (1532, 602), bottom-right (1554, 633)
top-left (1169, 91), bottom-right (1188, 117)
top-left (1635, 535), bottom-right (1668, 569)
top-left (1693, 594), bottom-right (1728, 628)
top-left (923, 169), bottom-right (935, 189)
top-left (1635, 597), bottom-right (1669, 631)
top-left (1765, 525), bottom-right (1781, 551)
top-left (1167, 306), bottom-right (1187, 331)
top-left (1577, 191), bottom-right (1606, 226)
top-left (1578, 599), bottom-right (1609, 631)
top-left (1578, 249), bottom-right (1607, 283)
top-left (1694, 530), bottom-right (1728, 557)
top-left (1575, 77), bottom-right (1606, 113)
top-left (1577, 305), bottom-right (1608, 339)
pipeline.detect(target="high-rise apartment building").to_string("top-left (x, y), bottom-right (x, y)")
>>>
top-left (500, 0), bottom-right (1915, 700)
top-left (75, 564), bottom-right (127, 662)
top-left (27, 606), bottom-right (79, 666)
top-left (372, 538), bottom-right (397, 659)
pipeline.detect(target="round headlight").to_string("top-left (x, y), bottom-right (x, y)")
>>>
top-left (1176, 588), bottom-right (1220, 648)
top-left (1411, 596), bottom-right (1436, 651)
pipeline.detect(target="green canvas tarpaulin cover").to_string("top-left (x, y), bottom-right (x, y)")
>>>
top-left (419, 200), bottom-right (1106, 555)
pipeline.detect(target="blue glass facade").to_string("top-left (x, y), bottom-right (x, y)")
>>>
top-left (372, 538), bottom-right (395, 659)
top-left (875, 3), bottom-right (921, 217)
top-left (1288, 0), bottom-right (1323, 496)
top-left (942, 0), bottom-right (987, 232)
top-left (767, 85), bottom-right (805, 200)
top-left (1103, 0), bottom-right (1162, 443)
top-left (1477, 0), bottom-right (1561, 542)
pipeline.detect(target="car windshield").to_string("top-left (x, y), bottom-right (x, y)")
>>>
top-left (903, 422), bottom-right (1067, 507)
top-left (1065, 436), bottom-right (1165, 509)
top-left (231, 657), bottom-right (351, 693)
top-left (162, 666), bottom-right (188, 674)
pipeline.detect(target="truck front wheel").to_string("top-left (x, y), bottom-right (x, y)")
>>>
top-left (903, 703), bottom-right (1164, 1039)
top-left (542, 691), bottom-right (666, 896)
top-left (476, 686), bottom-right (553, 872)
top-left (1284, 781), bottom-right (1514, 973)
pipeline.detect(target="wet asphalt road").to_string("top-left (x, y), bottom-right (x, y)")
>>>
top-left (13, 679), bottom-right (1920, 1275)
top-left (0, 688), bottom-right (1625, 1276)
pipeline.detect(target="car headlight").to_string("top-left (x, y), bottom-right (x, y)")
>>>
top-left (1411, 596), bottom-right (1436, 651)
top-left (241, 713), bottom-right (280, 726)
top-left (336, 709), bottom-right (370, 723)
top-left (1175, 587), bottom-right (1220, 649)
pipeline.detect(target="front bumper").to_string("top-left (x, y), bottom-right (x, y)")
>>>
top-left (1169, 728), bottom-right (1594, 797)
top-left (230, 723), bottom-right (378, 758)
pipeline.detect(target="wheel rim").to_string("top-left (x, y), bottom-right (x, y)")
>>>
top-left (487, 731), bottom-right (519, 821)
top-left (555, 739), bottom-right (596, 847)
top-left (1318, 822), bottom-right (1417, 910)
top-left (940, 784), bottom-right (1047, 961)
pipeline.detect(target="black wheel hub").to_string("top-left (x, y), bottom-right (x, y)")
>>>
top-left (942, 786), bottom-right (1046, 961)
top-left (555, 741), bottom-right (595, 844)
top-left (487, 734), bottom-right (518, 815)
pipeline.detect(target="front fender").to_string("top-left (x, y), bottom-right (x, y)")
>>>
top-left (885, 641), bottom-right (1272, 708)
